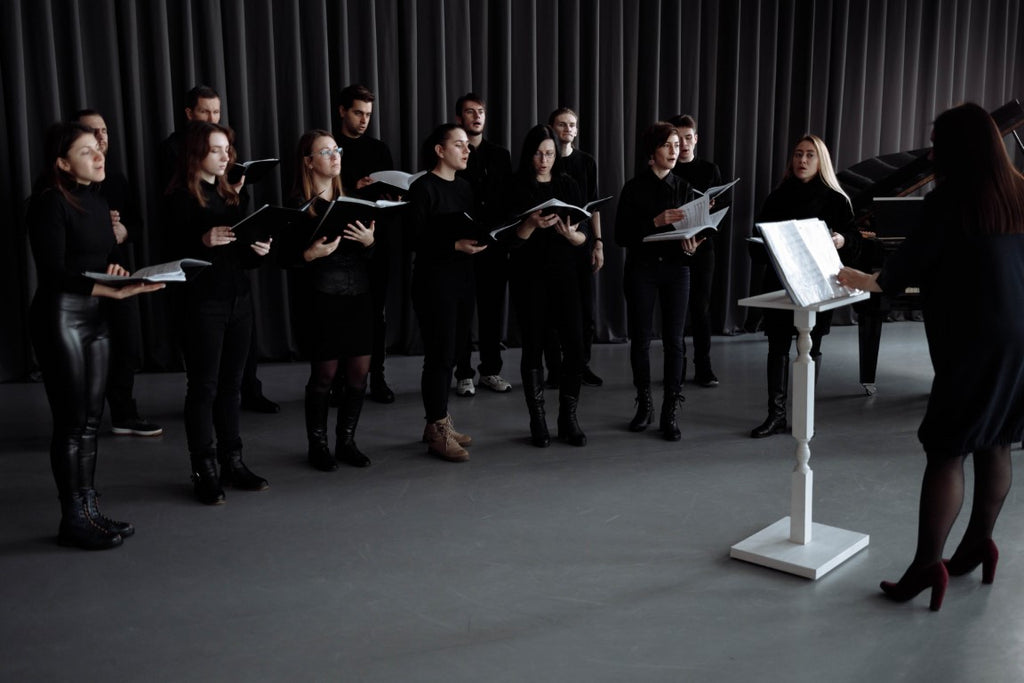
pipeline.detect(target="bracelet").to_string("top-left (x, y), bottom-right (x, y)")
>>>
top-left (593, 237), bottom-right (603, 243)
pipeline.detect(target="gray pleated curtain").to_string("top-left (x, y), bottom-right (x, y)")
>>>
top-left (2, 0), bottom-right (1021, 380)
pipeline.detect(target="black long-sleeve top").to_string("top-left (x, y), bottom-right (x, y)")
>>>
top-left (337, 134), bottom-right (394, 196)
top-left (508, 173), bottom-right (587, 273)
top-left (166, 181), bottom-right (259, 300)
top-left (458, 138), bottom-right (513, 222)
top-left (96, 169), bottom-right (140, 266)
top-left (753, 175), bottom-right (857, 289)
top-left (287, 196), bottom-right (374, 295)
top-left (27, 184), bottom-right (115, 298)
top-left (409, 172), bottom-right (477, 272)
top-left (614, 168), bottom-right (694, 265)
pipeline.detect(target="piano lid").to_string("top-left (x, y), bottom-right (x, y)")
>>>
top-left (839, 98), bottom-right (1024, 217)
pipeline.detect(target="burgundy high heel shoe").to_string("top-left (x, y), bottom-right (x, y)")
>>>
top-left (880, 562), bottom-right (949, 611)
top-left (944, 539), bottom-right (999, 584)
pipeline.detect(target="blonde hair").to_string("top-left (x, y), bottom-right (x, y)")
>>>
top-left (785, 134), bottom-right (851, 208)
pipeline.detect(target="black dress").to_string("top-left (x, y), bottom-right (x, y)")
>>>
top-left (878, 189), bottom-right (1024, 455)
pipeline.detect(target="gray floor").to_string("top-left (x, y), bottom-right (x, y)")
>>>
top-left (2, 321), bottom-right (1022, 682)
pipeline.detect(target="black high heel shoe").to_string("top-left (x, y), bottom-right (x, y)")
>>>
top-left (944, 539), bottom-right (999, 584)
top-left (880, 562), bottom-right (949, 612)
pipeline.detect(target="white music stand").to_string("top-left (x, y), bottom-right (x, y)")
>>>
top-left (731, 290), bottom-right (871, 579)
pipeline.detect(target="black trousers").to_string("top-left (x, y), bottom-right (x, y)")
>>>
top-left (543, 244), bottom-right (595, 377)
top-left (182, 292), bottom-right (253, 456)
top-left (624, 260), bottom-right (690, 394)
top-left (512, 265), bottom-right (584, 391)
top-left (31, 293), bottom-right (109, 494)
top-left (102, 296), bottom-right (143, 422)
top-left (456, 245), bottom-right (507, 379)
top-left (368, 242), bottom-right (390, 375)
top-left (686, 243), bottom-right (715, 366)
top-left (414, 266), bottom-right (475, 423)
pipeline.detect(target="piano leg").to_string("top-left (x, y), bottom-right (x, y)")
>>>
top-left (857, 307), bottom-right (883, 395)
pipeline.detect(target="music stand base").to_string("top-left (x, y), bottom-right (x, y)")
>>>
top-left (730, 517), bottom-right (870, 580)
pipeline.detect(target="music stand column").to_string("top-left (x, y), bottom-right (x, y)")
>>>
top-left (731, 290), bottom-right (871, 580)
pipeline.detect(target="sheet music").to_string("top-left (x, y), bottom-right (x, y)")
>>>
top-left (758, 219), bottom-right (858, 307)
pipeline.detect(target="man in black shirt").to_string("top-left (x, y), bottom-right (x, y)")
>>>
top-left (76, 109), bottom-right (163, 436)
top-left (335, 84), bottom-right (397, 404)
top-left (548, 107), bottom-right (604, 388)
top-left (453, 92), bottom-right (513, 396)
top-left (669, 114), bottom-right (724, 388)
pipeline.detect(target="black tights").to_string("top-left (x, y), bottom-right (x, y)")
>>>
top-left (910, 446), bottom-right (1013, 569)
top-left (308, 356), bottom-right (370, 395)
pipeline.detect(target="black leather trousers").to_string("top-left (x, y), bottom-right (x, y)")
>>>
top-left (31, 292), bottom-right (109, 497)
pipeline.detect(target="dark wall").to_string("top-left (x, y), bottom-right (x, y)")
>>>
top-left (2, 0), bottom-right (1022, 380)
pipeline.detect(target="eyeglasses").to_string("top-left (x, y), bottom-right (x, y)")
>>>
top-left (310, 147), bottom-right (343, 158)
top-left (534, 150), bottom-right (556, 160)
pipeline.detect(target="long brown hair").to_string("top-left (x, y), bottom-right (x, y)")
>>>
top-left (291, 129), bottom-right (343, 216)
top-left (172, 120), bottom-right (239, 207)
top-left (33, 122), bottom-right (96, 213)
top-left (932, 103), bottom-right (1024, 235)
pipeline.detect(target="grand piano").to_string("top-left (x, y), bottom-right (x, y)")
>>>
top-left (838, 98), bottom-right (1024, 395)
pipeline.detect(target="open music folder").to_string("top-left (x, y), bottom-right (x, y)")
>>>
top-left (757, 218), bottom-right (862, 307)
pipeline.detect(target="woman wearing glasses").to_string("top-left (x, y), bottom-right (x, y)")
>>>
top-left (508, 124), bottom-right (588, 447)
top-left (166, 121), bottom-right (273, 505)
top-left (289, 129), bottom-right (375, 471)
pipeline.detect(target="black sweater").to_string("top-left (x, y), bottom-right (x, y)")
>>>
top-left (28, 184), bottom-right (115, 297)
top-left (614, 168), bottom-right (693, 265)
top-left (166, 181), bottom-right (259, 300)
top-left (409, 172), bottom-right (477, 272)
top-left (287, 196), bottom-right (374, 295)
top-left (508, 173), bottom-right (587, 273)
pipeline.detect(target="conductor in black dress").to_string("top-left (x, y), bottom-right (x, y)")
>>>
top-left (839, 103), bottom-right (1024, 611)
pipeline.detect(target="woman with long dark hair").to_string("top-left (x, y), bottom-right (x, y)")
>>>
top-left (508, 124), bottom-right (588, 447)
top-left (289, 129), bottom-right (375, 471)
top-left (839, 103), bottom-right (1024, 610)
top-left (409, 123), bottom-right (483, 462)
top-left (166, 121), bottom-right (272, 504)
top-left (28, 122), bottom-right (164, 549)
top-left (749, 134), bottom-right (856, 438)
top-left (614, 122), bottom-right (702, 441)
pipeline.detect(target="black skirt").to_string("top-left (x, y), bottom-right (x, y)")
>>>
top-left (304, 290), bottom-right (373, 361)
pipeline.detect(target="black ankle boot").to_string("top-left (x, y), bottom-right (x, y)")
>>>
top-left (629, 386), bottom-right (654, 432)
top-left (523, 369), bottom-right (550, 447)
top-left (750, 354), bottom-right (789, 438)
top-left (660, 393), bottom-right (684, 441)
top-left (337, 389), bottom-right (371, 467)
top-left (58, 489), bottom-right (123, 550)
top-left (305, 388), bottom-right (337, 472)
top-left (217, 450), bottom-right (269, 491)
top-left (79, 428), bottom-right (134, 536)
top-left (557, 393), bottom-right (587, 447)
top-left (190, 454), bottom-right (225, 505)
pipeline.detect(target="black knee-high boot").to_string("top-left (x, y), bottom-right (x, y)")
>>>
top-left (557, 377), bottom-right (587, 447)
top-left (80, 426), bottom-right (134, 537)
top-left (54, 431), bottom-right (123, 550)
top-left (522, 369), bottom-right (550, 447)
top-left (337, 388), bottom-right (371, 467)
top-left (751, 354), bottom-right (788, 438)
top-left (305, 387), bottom-right (337, 472)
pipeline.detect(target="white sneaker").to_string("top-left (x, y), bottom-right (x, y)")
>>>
top-left (456, 378), bottom-right (476, 397)
top-left (479, 374), bottom-right (512, 392)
